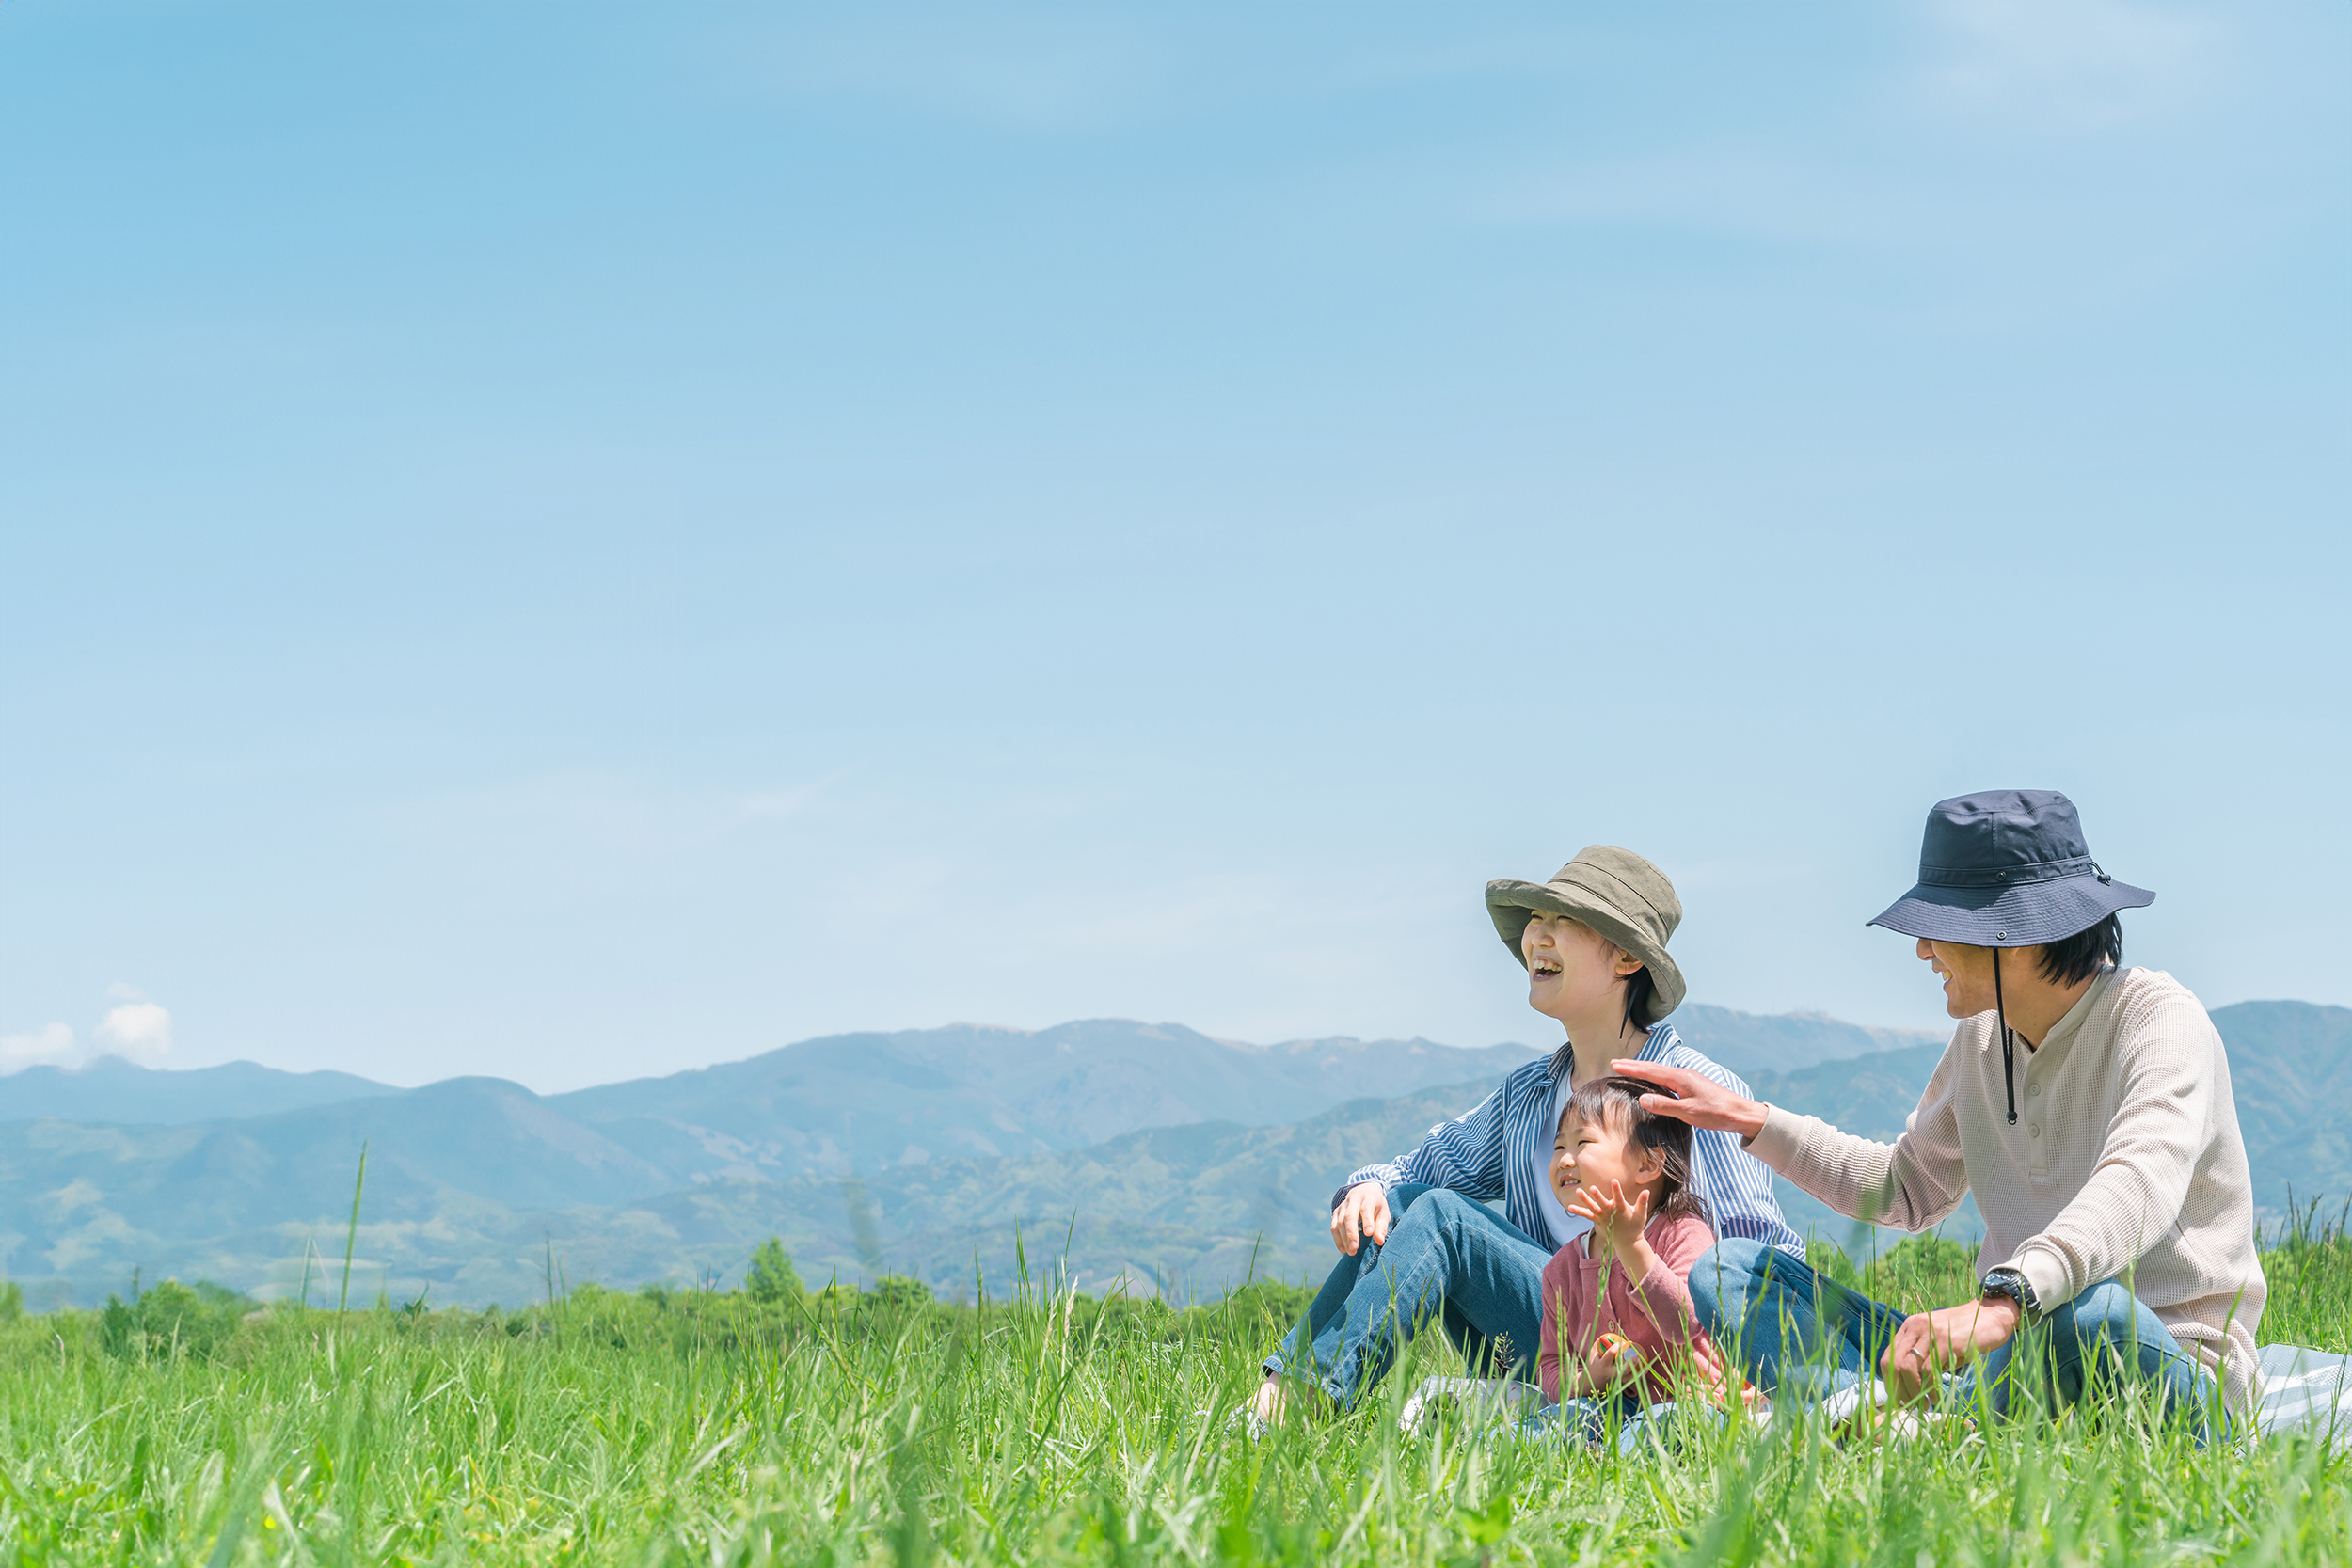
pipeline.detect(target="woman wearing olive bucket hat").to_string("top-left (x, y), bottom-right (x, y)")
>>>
top-left (1247, 846), bottom-right (1803, 1427)
top-left (1618, 791), bottom-right (2266, 1439)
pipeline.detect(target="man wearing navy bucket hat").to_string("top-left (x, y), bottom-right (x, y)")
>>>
top-left (1615, 791), bottom-right (2265, 1438)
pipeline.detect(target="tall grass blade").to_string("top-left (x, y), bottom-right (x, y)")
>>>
top-left (336, 1140), bottom-right (368, 1315)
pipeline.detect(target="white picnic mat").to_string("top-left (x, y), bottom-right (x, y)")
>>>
top-left (1398, 1375), bottom-right (1542, 1433)
top-left (2257, 1343), bottom-right (2352, 1437)
top-left (1403, 1347), bottom-right (2352, 1439)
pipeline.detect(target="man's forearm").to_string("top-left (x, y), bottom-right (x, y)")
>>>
top-left (1745, 1107), bottom-right (1967, 1233)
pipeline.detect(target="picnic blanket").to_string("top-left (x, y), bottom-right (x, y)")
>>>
top-left (1402, 1344), bottom-right (2352, 1440)
top-left (2255, 1342), bottom-right (2352, 1437)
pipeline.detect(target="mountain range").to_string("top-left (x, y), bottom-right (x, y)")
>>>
top-left (0, 999), bottom-right (2341, 1310)
top-left (0, 1055), bottom-right (402, 1126)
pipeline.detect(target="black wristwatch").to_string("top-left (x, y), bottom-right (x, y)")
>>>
top-left (1980, 1266), bottom-right (2039, 1319)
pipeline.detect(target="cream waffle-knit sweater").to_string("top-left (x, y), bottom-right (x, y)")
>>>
top-left (1748, 966), bottom-right (2265, 1414)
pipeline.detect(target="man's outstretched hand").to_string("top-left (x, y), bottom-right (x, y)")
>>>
top-left (1607, 1059), bottom-right (1771, 1143)
top-left (1882, 1294), bottom-right (2022, 1403)
top-left (1330, 1181), bottom-right (1392, 1256)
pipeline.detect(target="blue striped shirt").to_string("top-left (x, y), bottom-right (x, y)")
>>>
top-left (1336, 1023), bottom-right (1805, 1257)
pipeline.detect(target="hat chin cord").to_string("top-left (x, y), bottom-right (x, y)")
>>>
top-left (1993, 946), bottom-right (2019, 1126)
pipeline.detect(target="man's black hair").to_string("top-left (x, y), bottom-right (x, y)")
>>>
top-left (2037, 913), bottom-right (2122, 989)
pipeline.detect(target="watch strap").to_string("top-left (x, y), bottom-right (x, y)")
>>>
top-left (1980, 1267), bottom-right (2039, 1318)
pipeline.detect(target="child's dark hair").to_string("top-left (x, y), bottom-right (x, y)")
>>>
top-left (1562, 1075), bottom-right (1712, 1233)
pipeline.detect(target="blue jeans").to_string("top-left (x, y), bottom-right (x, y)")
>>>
top-left (1265, 1183), bottom-right (1553, 1410)
top-left (1688, 1238), bottom-right (2224, 1441)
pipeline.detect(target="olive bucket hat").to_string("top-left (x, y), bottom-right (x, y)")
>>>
top-left (1486, 846), bottom-right (1686, 1026)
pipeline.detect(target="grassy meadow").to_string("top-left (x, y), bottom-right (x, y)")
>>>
top-left (3, 1218), bottom-right (2351, 1566)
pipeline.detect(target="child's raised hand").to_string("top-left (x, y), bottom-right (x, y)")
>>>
top-left (1618, 1181), bottom-right (1654, 1235)
top-left (1562, 1178), bottom-right (1612, 1226)
top-left (1565, 1180), bottom-right (1653, 1252)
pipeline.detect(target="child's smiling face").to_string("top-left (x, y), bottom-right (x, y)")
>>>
top-left (1550, 1108), bottom-right (1661, 1210)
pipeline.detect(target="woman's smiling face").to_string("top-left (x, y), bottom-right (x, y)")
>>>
top-left (1520, 912), bottom-right (1641, 1023)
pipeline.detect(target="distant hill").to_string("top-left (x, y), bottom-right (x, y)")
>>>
top-left (0, 1079), bottom-right (1498, 1309)
top-left (578, 1079), bottom-right (1504, 1299)
top-left (0, 1056), bottom-right (399, 1126)
top-left (0, 1021), bottom-right (1538, 1305)
top-left (0, 1077), bottom-right (675, 1296)
top-left (1665, 1004), bottom-right (1945, 1079)
top-left (2, 1021), bottom-right (1536, 1182)
top-left (547, 1019), bottom-right (1540, 1181)
top-left (1, 996), bottom-right (2340, 1309)
top-left (2206, 1000), bottom-right (2352, 1221)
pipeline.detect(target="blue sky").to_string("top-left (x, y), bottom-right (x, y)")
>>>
top-left (4, 3), bottom-right (2346, 1091)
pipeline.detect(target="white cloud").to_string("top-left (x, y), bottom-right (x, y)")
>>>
top-left (729, 13), bottom-right (1157, 133)
top-left (1922, 0), bottom-right (2214, 127)
top-left (386, 771), bottom-right (843, 858)
top-left (1467, 142), bottom-right (1955, 250)
top-left (0, 1023), bottom-right (79, 1075)
top-left (734, 782), bottom-right (832, 826)
top-left (94, 1002), bottom-right (173, 1066)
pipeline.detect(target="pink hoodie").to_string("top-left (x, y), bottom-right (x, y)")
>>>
top-left (1536, 1212), bottom-right (1717, 1405)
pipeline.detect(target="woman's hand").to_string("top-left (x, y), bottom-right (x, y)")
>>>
top-left (1565, 1179), bottom-right (1653, 1260)
top-left (1329, 1182), bottom-right (1391, 1256)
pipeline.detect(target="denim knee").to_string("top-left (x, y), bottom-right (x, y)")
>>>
top-left (1689, 1238), bottom-right (1772, 1333)
top-left (1401, 1188), bottom-right (1482, 1235)
top-left (2042, 1279), bottom-right (2178, 1376)
top-left (1387, 1181), bottom-right (1437, 1217)
top-left (2043, 1278), bottom-right (2139, 1343)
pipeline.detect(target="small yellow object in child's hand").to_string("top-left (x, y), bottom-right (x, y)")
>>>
top-left (1597, 1332), bottom-right (1634, 1356)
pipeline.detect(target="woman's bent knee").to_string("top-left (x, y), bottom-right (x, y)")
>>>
top-left (1402, 1188), bottom-right (1481, 1229)
top-left (1386, 1182), bottom-right (1438, 1219)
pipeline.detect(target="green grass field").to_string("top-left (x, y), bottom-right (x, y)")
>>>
top-left (5, 1218), bottom-right (2350, 1566)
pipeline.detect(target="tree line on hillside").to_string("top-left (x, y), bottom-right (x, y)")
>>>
top-left (65, 1231), bottom-right (1992, 1368)
top-left (77, 1235), bottom-right (1326, 1366)
top-left (69, 1206), bottom-right (2352, 1370)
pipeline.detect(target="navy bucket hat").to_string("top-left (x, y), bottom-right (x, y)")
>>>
top-left (1871, 789), bottom-right (2153, 1127)
top-left (1868, 789), bottom-right (2153, 948)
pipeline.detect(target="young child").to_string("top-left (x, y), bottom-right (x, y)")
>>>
top-left (1534, 1074), bottom-right (1726, 1448)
